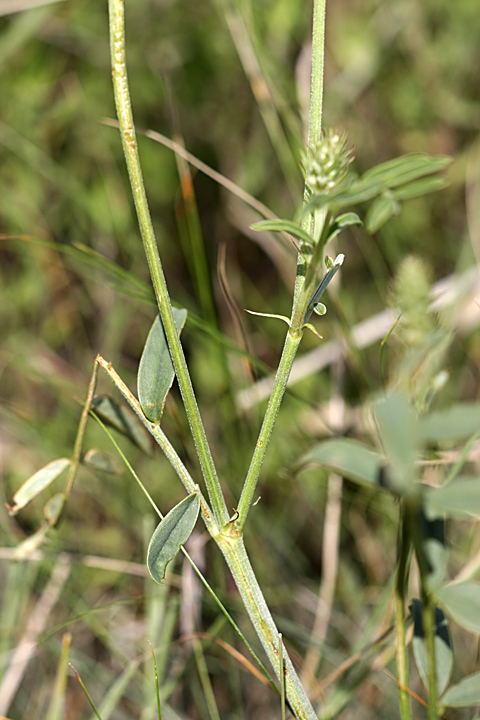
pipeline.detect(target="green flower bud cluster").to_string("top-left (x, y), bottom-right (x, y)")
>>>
top-left (304, 129), bottom-right (354, 193)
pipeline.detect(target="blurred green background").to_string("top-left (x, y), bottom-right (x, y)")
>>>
top-left (0, 0), bottom-right (479, 718)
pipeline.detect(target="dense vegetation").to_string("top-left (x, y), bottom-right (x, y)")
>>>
top-left (1, 0), bottom-right (480, 718)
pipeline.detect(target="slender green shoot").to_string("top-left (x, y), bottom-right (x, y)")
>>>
top-left (395, 512), bottom-right (413, 720)
top-left (149, 643), bottom-right (162, 720)
top-left (69, 665), bottom-right (104, 720)
top-left (236, 0), bottom-right (327, 532)
top-left (108, 0), bottom-right (228, 529)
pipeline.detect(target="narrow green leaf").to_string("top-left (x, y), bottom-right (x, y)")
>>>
top-left (411, 600), bottom-right (453, 697)
top-left (361, 154), bottom-right (451, 189)
top-left (251, 219), bottom-right (315, 248)
top-left (8, 458), bottom-right (71, 515)
top-left (301, 177), bottom-right (385, 217)
top-left (299, 438), bottom-right (382, 488)
top-left (44, 493), bottom-right (65, 524)
top-left (138, 308), bottom-right (187, 424)
top-left (441, 672), bottom-right (480, 707)
top-left (303, 154), bottom-right (450, 218)
top-left (392, 176), bottom-right (449, 201)
top-left (365, 193), bottom-right (400, 233)
top-left (92, 395), bottom-right (152, 456)
top-left (45, 632), bottom-right (71, 720)
top-left (82, 449), bottom-right (123, 476)
top-left (331, 211), bottom-right (362, 229)
top-left (374, 394), bottom-right (418, 494)
top-left (326, 212), bottom-right (362, 242)
top-left (425, 477), bottom-right (480, 518)
top-left (147, 492), bottom-right (200, 585)
top-left (331, 179), bottom-right (386, 206)
top-left (436, 583), bottom-right (480, 634)
top-left (419, 403), bottom-right (480, 443)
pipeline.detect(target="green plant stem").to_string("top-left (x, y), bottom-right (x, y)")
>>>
top-left (108, 0), bottom-right (229, 528)
top-left (216, 533), bottom-right (318, 720)
top-left (406, 505), bottom-right (439, 720)
top-left (422, 596), bottom-right (438, 720)
top-left (236, 328), bottom-right (302, 531)
top-left (95, 355), bottom-right (218, 536)
top-left (299, 0), bottom-right (326, 248)
top-left (395, 511), bottom-right (412, 720)
top-left (236, 0), bottom-right (327, 531)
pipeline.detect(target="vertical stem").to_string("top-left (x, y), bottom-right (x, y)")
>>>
top-left (217, 534), bottom-right (318, 720)
top-left (299, 0), bottom-right (326, 249)
top-left (236, 329), bottom-right (302, 531)
top-left (395, 510), bottom-right (412, 720)
top-left (64, 359), bottom-right (99, 502)
top-left (305, 0), bottom-right (326, 170)
top-left (108, 0), bottom-right (229, 528)
top-left (422, 597), bottom-right (439, 720)
top-left (407, 505), bottom-right (439, 720)
top-left (236, 0), bottom-right (327, 531)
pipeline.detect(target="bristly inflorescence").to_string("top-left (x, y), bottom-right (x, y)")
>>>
top-left (304, 129), bottom-right (354, 194)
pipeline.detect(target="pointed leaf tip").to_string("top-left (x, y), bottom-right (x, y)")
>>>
top-left (138, 308), bottom-right (187, 424)
top-left (147, 492), bottom-right (200, 585)
top-left (9, 458), bottom-right (71, 515)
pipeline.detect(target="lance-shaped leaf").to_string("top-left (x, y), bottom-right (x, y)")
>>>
top-left (7, 458), bottom-right (71, 515)
top-left (392, 175), bottom-right (449, 201)
top-left (436, 583), bottom-right (480, 634)
top-left (299, 438), bottom-right (382, 488)
top-left (302, 153), bottom-right (451, 217)
top-left (419, 403), bottom-right (480, 444)
top-left (44, 493), bottom-right (66, 525)
top-left (82, 449), bottom-right (122, 476)
top-left (92, 395), bottom-right (152, 456)
top-left (360, 153), bottom-right (451, 189)
top-left (250, 219), bottom-right (315, 249)
top-left (411, 599), bottom-right (453, 697)
top-left (365, 193), bottom-right (400, 233)
top-left (147, 492), bottom-right (200, 585)
top-left (326, 212), bottom-right (362, 242)
top-left (424, 477), bottom-right (480, 519)
top-left (138, 308), bottom-right (187, 423)
top-left (441, 672), bottom-right (480, 707)
top-left (374, 393), bottom-right (418, 495)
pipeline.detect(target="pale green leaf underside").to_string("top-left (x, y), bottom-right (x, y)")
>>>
top-left (374, 393), bottom-right (418, 493)
top-left (441, 672), bottom-right (480, 707)
top-left (436, 583), bottom-right (480, 634)
top-left (299, 438), bottom-right (381, 488)
top-left (147, 492), bottom-right (200, 585)
top-left (9, 457), bottom-right (71, 515)
top-left (424, 477), bottom-right (480, 518)
top-left (419, 403), bottom-right (480, 443)
top-left (138, 307), bottom-right (187, 423)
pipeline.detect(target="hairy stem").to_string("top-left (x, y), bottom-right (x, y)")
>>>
top-left (217, 533), bottom-right (318, 720)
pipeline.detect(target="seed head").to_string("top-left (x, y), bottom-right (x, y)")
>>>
top-left (304, 130), bottom-right (354, 194)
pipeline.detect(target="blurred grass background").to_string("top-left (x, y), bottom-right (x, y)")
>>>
top-left (0, 0), bottom-right (479, 718)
